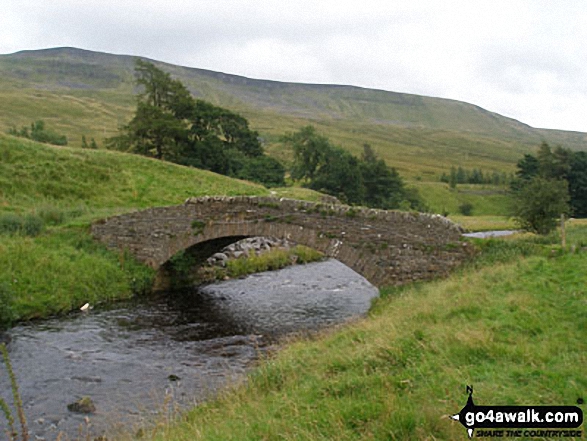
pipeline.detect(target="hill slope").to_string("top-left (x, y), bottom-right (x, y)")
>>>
top-left (1, 47), bottom-right (585, 179)
top-left (0, 133), bottom-right (268, 218)
top-left (0, 134), bottom-right (321, 323)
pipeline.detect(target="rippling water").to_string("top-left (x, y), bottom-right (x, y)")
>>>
top-left (0, 260), bottom-right (378, 439)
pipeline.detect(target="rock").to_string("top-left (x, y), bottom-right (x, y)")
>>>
top-left (167, 374), bottom-right (181, 382)
top-left (67, 396), bottom-right (96, 414)
top-left (212, 252), bottom-right (228, 262)
top-left (0, 333), bottom-right (11, 345)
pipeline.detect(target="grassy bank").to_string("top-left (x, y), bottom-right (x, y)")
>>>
top-left (196, 245), bottom-right (325, 283)
top-left (0, 227), bottom-right (154, 323)
top-left (142, 227), bottom-right (587, 441)
top-left (0, 134), bottom-right (328, 326)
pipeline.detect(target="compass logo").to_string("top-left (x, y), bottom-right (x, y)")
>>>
top-left (450, 386), bottom-right (583, 439)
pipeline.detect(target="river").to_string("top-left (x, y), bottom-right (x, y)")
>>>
top-left (0, 259), bottom-right (378, 440)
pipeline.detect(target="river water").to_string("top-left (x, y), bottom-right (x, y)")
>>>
top-left (0, 259), bottom-right (378, 440)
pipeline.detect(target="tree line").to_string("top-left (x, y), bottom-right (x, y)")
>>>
top-left (511, 142), bottom-right (587, 234)
top-left (440, 166), bottom-right (513, 187)
top-left (8, 120), bottom-right (68, 146)
top-left (283, 126), bottom-right (425, 210)
top-left (108, 60), bottom-right (423, 210)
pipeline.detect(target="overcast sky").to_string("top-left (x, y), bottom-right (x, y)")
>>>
top-left (1, 1), bottom-right (586, 132)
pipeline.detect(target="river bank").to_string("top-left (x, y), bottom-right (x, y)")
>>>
top-left (138, 225), bottom-right (587, 441)
top-left (0, 260), bottom-right (378, 440)
top-left (0, 135), bottom-right (331, 329)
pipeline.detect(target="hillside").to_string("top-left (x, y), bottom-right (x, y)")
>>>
top-left (0, 133), bottom-right (269, 217)
top-left (0, 134), bottom-right (326, 322)
top-left (1, 47), bottom-right (585, 181)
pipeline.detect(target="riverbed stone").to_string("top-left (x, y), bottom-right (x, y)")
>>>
top-left (67, 397), bottom-right (96, 414)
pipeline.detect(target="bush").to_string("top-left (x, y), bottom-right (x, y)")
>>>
top-left (0, 213), bottom-right (23, 235)
top-left (8, 120), bottom-right (68, 146)
top-left (458, 202), bottom-right (474, 216)
top-left (513, 177), bottom-right (569, 235)
top-left (0, 213), bottom-right (44, 237)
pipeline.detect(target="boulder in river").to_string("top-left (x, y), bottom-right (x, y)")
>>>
top-left (67, 396), bottom-right (96, 414)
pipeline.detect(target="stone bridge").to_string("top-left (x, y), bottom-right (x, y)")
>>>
top-left (91, 196), bottom-right (472, 287)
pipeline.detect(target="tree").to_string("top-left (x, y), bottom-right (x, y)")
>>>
top-left (284, 126), bottom-right (423, 210)
top-left (108, 59), bottom-right (284, 186)
top-left (8, 120), bottom-right (67, 145)
top-left (568, 152), bottom-right (587, 217)
top-left (513, 177), bottom-right (570, 235)
top-left (237, 155), bottom-right (286, 188)
top-left (283, 126), bottom-right (333, 181)
top-left (123, 101), bottom-right (188, 160)
top-left (310, 147), bottom-right (365, 204)
top-left (449, 166), bottom-right (458, 189)
top-left (514, 143), bottom-right (587, 218)
top-left (360, 144), bottom-right (406, 209)
top-left (536, 142), bottom-right (572, 180)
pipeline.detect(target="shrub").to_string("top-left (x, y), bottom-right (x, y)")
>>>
top-left (513, 177), bottom-right (569, 235)
top-left (0, 213), bottom-right (44, 237)
top-left (0, 213), bottom-right (23, 235)
top-left (458, 202), bottom-right (474, 216)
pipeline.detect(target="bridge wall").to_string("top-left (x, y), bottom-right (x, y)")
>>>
top-left (91, 196), bottom-right (473, 287)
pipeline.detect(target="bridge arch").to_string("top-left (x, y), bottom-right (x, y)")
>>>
top-left (91, 196), bottom-right (472, 287)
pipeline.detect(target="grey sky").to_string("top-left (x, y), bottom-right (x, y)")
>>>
top-left (1, 0), bottom-right (586, 132)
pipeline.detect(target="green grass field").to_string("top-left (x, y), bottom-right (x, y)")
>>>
top-left (0, 134), bottom-right (329, 324)
top-left (139, 228), bottom-right (587, 441)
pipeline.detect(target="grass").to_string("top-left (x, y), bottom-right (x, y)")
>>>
top-left (1, 134), bottom-right (332, 325)
top-left (194, 246), bottom-right (324, 284)
top-left (225, 246), bottom-right (324, 278)
top-left (0, 134), bottom-right (348, 325)
top-left (0, 227), bottom-right (155, 322)
top-left (139, 226), bottom-right (587, 441)
top-left (412, 182), bottom-right (512, 217)
top-left (449, 216), bottom-right (516, 232)
top-left (2, 48), bottom-right (573, 222)
top-left (0, 133), bottom-right (269, 217)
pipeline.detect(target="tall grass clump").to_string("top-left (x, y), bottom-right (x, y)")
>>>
top-left (0, 283), bottom-right (16, 330)
top-left (225, 245), bottom-right (323, 279)
top-left (291, 244), bottom-right (323, 264)
top-left (0, 343), bottom-right (28, 441)
top-left (226, 249), bottom-right (292, 277)
top-left (0, 213), bottom-right (44, 237)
